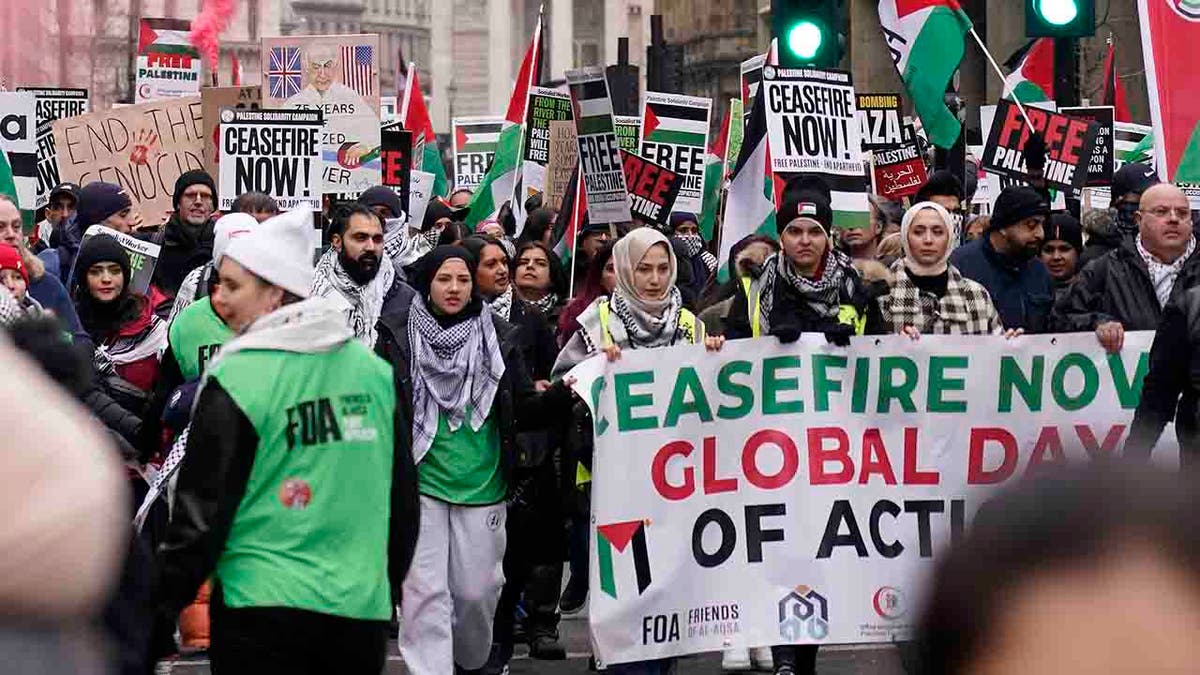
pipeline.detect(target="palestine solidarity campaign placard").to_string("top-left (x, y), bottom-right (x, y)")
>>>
top-left (217, 108), bottom-right (323, 211)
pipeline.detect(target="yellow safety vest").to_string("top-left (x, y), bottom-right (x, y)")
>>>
top-left (742, 276), bottom-right (866, 338)
top-left (577, 301), bottom-right (703, 488)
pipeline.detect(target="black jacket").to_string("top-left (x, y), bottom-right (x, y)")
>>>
top-left (949, 237), bottom-right (1054, 333)
top-left (724, 263), bottom-right (884, 342)
top-left (1050, 239), bottom-right (1200, 333)
top-left (374, 284), bottom-right (576, 492)
top-left (508, 299), bottom-right (558, 382)
top-left (155, 370), bottom-right (420, 619)
top-left (1078, 229), bottom-right (1124, 271)
top-left (153, 214), bottom-right (215, 297)
top-left (1126, 286), bottom-right (1200, 466)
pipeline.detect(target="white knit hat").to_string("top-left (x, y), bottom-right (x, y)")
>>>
top-left (212, 212), bottom-right (258, 265)
top-left (222, 209), bottom-right (314, 298)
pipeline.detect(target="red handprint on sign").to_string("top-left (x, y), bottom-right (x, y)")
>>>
top-left (129, 128), bottom-right (160, 166)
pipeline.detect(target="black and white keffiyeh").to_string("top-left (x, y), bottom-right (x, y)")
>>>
top-left (754, 249), bottom-right (850, 332)
top-left (527, 292), bottom-right (560, 316)
top-left (609, 285), bottom-right (685, 348)
top-left (489, 285), bottom-right (515, 321)
top-left (407, 295), bottom-right (506, 462)
top-left (677, 233), bottom-right (719, 275)
top-left (311, 247), bottom-right (396, 346)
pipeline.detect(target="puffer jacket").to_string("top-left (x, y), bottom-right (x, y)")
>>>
top-left (1050, 239), bottom-right (1200, 333)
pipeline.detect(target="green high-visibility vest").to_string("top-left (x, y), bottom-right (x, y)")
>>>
top-left (169, 297), bottom-right (234, 381)
top-left (211, 341), bottom-right (397, 620)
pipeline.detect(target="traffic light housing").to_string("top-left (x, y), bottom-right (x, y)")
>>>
top-left (772, 0), bottom-right (844, 68)
top-left (1025, 0), bottom-right (1095, 38)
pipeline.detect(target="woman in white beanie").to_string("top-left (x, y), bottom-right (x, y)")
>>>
top-left (879, 201), bottom-right (1016, 338)
top-left (154, 209), bottom-right (420, 673)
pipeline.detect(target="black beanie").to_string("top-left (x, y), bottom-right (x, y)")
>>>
top-left (990, 186), bottom-right (1050, 232)
top-left (173, 170), bottom-right (216, 210)
top-left (776, 190), bottom-right (833, 235)
top-left (358, 186), bottom-right (403, 219)
top-left (72, 234), bottom-right (131, 294)
top-left (1045, 213), bottom-right (1084, 252)
top-left (76, 182), bottom-right (132, 229)
top-left (916, 170), bottom-right (964, 203)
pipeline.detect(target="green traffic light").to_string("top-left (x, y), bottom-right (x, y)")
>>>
top-left (786, 20), bottom-right (823, 61)
top-left (1037, 0), bottom-right (1079, 25)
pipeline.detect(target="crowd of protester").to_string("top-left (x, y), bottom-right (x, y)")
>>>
top-left (0, 153), bottom-right (1195, 675)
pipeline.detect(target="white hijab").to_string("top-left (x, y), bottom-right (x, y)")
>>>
top-left (900, 201), bottom-right (959, 276)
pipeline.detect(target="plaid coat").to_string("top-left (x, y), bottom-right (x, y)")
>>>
top-left (880, 264), bottom-right (1003, 335)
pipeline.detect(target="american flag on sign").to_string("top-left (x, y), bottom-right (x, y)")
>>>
top-left (268, 46), bottom-right (302, 99)
top-left (341, 45), bottom-right (374, 97)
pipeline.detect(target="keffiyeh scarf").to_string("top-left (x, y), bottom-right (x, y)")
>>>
top-left (1137, 234), bottom-right (1195, 307)
top-left (311, 247), bottom-right (396, 346)
top-left (677, 233), bottom-right (719, 275)
top-left (489, 285), bottom-right (515, 321)
top-left (527, 292), bottom-right (559, 316)
top-left (407, 296), bottom-right (506, 463)
top-left (755, 249), bottom-right (850, 333)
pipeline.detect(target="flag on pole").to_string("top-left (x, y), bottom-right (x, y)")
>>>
top-left (400, 65), bottom-right (449, 201)
top-left (716, 76), bottom-right (775, 282)
top-left (1003, 38), bottom-right (1054, 104)
top-left (467, 18), bottom-right (544, 229)
top-left (553, 163), bottom-right (587, 270)
top-left (699, 104), bottom-right (731, 243)
top-left (878, 0), bottom-right (973, 149)
top-left (1101, 39), bottom-right (1132, 123)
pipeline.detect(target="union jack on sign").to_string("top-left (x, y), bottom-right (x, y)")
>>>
top-left (268, 46), bottom-right (302, 99)
top-left (341, 45), bottom-right (374, 97)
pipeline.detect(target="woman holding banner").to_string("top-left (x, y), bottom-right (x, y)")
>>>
top-left (878, 201), bottom-right (1016, 339)
top-left (552, 228), bottom-right (723, 675)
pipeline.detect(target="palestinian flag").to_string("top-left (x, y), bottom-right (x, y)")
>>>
top-left (878, 0), bottom-right (973, 149)
top-left (717, 73), bottom-right (774, 282)
top-left (699, 104), bottom-right (731, 242)
top-left (400, 65), bottom-right (449, 200)
top-left (641, 101), bottom-right (708, 148)
top-left (455, 120), bottom-right (503, 153)
top-left (1116, 122), bottom-right (1155, 167)
top-left (553, 163), bottom-right (587, 273)
top-left (467, 17), bottom-right (542, 228)
top-left (138, 18), bottom-right (197, 58)
top-left (1101, 40), bottom-right (1132, 123)
top-left (1003, 38), bottom-right (1054, 104)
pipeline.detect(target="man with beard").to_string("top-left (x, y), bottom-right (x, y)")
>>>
top-left (950, 186), bottom-right (1054, 333)
top-left (154, 171), bottom-right (219, 297)
top-left (312, 204), bottom-right (396, 345)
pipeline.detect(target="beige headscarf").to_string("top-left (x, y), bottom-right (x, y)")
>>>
top-left (900, 201), bottom-right (959, 276)
top-left (612, 227), bottom-right (677, 314)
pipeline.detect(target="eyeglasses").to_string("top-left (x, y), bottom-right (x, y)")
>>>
top-left (1144, 206), bottom-right (1192, 220)
top-left (182, 189), bottom-right (213, 203)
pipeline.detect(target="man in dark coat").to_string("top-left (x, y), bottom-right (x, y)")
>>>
top-left (153, 170), bottom-right (218, 296)
top-left (1051, 183), bottom-right (1199, 349)
top-left (949, 186), bottom-right (1053, 333)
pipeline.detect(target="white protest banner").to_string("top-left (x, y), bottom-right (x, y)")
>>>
top-left (217, 108), bottom-right (323, 211)
top-left (566, 67), bottom-right (630, 225)
top-left (855, 93), bottom-right (905, 151)
top-left (640, 92), bottom-right (712, 215)
top-left (17, 87), bottom-right (89, 209)
top-left (82, 225), bottom-right (161, 295)
top-left (136, 18), bottom-right (203, 103)
top-left (546, 120), bottom-right (579, 213)
top-left (614, 116), bottom-right (641, 155)
top-left (741, 54), bottom-right (765, 127)
top-left (263, 34), bottom-right (382, 195)
top-left (453, 116), bottom-right (504, 191)
top-left (408, 169), bottom-right (435, 230)
top-left (201, 85), bottom-right (262, 177)
top-left (569, 332), bottom-right (1177, 667)
top-left (0, 92), bottom-right (40, 210)
top-left (381, 95), bottom-right (397, 123)
top-left (762, 66), bottom-right (870, 228)
top-left (52, 97), bottom-right (206, 225)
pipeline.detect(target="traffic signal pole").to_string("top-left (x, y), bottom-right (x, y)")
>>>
top-left (1053, 37), bottom-right (1079, 107)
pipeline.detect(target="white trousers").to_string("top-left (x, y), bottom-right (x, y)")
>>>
top-left (400, 496), bottom-right (507, 673)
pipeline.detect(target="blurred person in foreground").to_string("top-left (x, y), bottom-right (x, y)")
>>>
top-left (916, 465), bottom-right (1200, 674)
